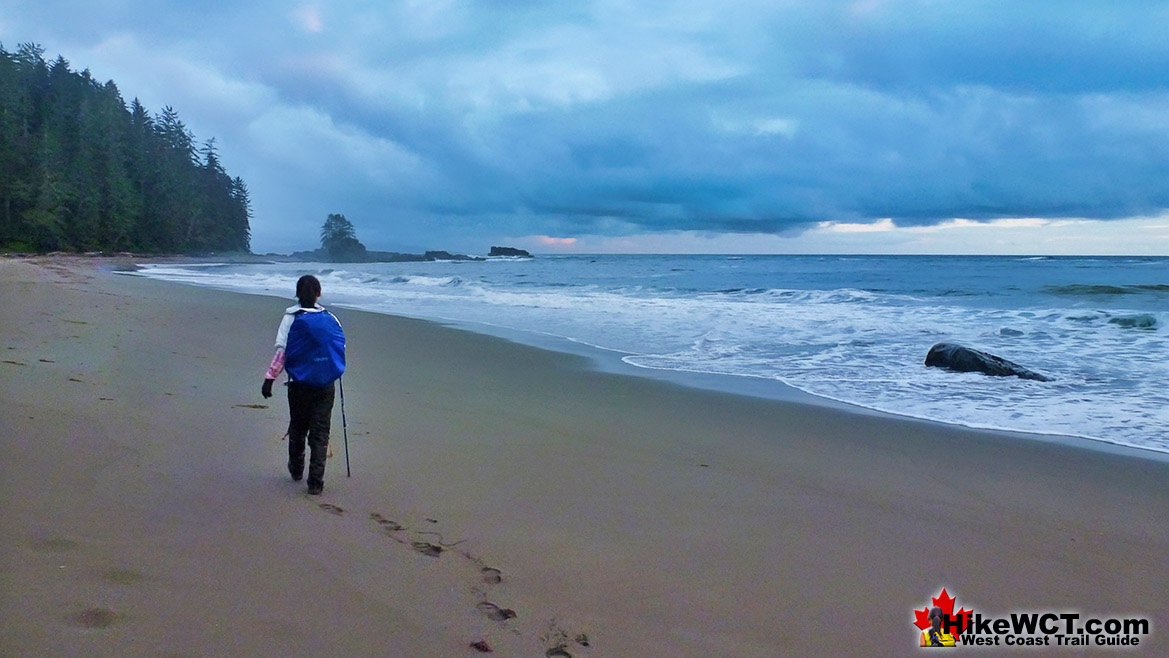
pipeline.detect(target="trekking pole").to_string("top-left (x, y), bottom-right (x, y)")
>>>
top-left (339, 378), bottom-right (351, 477)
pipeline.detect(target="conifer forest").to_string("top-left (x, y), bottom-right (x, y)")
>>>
top-left (0, 43), bottom-right (251, 253)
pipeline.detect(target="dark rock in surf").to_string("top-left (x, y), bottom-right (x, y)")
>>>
top-left (1108, 314), bottom-right (1156, 329)
top-left (489, 246), bottom-right (532, 258)
top-left (924, 343), bottom-right (1051, 382)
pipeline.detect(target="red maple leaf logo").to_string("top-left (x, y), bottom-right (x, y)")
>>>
top-left (913, 588), bottom-right (973, 636)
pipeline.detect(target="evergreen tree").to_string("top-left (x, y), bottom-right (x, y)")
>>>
top-left (0, 44), bottom-right (39, 247)
top-left (320, 213), bottom-right (367, 261)
top-left (126, 97), bottom-right (158, 251)
top-left (90, 80), bottom-right (139, 249)
top-left (228, 176), bottom-right (252, 251)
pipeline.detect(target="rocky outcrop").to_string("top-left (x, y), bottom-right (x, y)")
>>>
top-left (924, 343), bottom-right (1051, 382)
top-left (489, 246), bottom-right (532, 257)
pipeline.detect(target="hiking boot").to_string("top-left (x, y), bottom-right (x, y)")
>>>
top-left (307, 483), bottom-right (323, 495)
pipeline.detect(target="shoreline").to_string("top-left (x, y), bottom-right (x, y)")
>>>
top-left (125, 255), bottom-right (1169, 463)
top-left (3, 256), bottom-right (1168, 656)
top-left (132, 264), bottom-right (1169, 467)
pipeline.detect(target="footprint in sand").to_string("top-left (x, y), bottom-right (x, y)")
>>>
top-left (476, 601), bottom-right (517, 621)
top-left (481, 567), bottom-right (502, 584)
top-left (318, 503), bottom-right (343, 516)
top-left (411, 541), bottom-right (443, 557)
top-left (69, 607), bottom-right (119, 629)
top-left (369, 513), bottom-right (403, 532)
top-left (415, 530), bottom-right (465, 548)
top-left (542, 624), bottom-right (591, 655)
top-left (30, 534), bottom-right (79, 553)
top-left (102, 567), bottom-right (146, 585)
top-left (234, 404), bottom-right (269, 409)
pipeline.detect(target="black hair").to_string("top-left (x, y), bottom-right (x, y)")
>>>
top-left (296, 274), bottom-right (322, 308)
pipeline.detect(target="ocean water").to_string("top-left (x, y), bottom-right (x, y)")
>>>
top-left (134, 255), bottom-right (1169, 454)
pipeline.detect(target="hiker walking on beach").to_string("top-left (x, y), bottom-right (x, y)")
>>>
top-left (261, 275), bottom-right (346, 495)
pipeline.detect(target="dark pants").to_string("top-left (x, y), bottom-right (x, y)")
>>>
top-left (287, 381), bottom-right (335, 489)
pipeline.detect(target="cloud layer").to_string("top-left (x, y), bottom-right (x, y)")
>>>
top-left (3, 0), bottom-right (1167, 253)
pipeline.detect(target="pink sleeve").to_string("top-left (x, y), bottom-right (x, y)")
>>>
top-left (265, 348), bottom-right (285, 380)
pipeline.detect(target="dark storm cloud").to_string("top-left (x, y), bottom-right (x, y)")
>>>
top-left (2, 0), bottom-right (1167, 252)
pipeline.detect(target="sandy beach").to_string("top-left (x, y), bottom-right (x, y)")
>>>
top-left (1, 256), bottom-right (1167, 657)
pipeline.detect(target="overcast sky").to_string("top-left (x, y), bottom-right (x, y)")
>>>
top-left (3, 1), bottom-right (1168, 255)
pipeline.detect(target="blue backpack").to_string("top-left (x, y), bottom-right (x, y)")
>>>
top-left (284, 309), bottom-right (346, 386)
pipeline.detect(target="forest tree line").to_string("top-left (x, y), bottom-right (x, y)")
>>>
top-left (0, 42), bottom-right (251, 253)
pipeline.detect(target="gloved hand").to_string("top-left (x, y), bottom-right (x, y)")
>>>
top-left (261, 378), bottom-right (274, 398)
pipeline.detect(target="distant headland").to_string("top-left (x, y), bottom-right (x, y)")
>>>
top-left (274, 214), bottom-right (533, 263)
top-left (278, 245), bottom-right (532, 263)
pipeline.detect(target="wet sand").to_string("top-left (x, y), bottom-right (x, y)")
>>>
top-left (1, 256), bottom-right (1167, 656)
